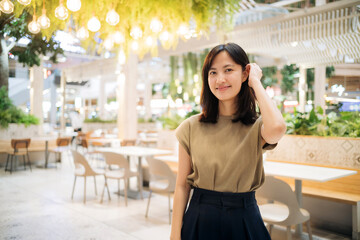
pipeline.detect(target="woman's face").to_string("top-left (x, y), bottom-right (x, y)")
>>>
top-left (208, 51), bottom-right (247, 104)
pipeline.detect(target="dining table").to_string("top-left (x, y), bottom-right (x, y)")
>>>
top-left (96, 146), bottom-right (172, 199)
top-left (32, 136), bottom-right (57, 168)
top-left (264, 161), bottom-right (357, 235)
top-left (154, 155), bottom-right (357, 236)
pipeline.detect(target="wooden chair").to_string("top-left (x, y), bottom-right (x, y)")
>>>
top-left (5, 138), bottom-right (32, 174)
top-left (100, 152), bottom-right (141, 205)
top-left (121, 139), bottom-right (137, 146)
top-left (48, 137), bottom-right (71, 164)
top-left (145, 157), bottom-right (176, 224)
top-left (256, 176), bottom-right (313, 240)
top-left (70, 150), bottom-right (105, 204)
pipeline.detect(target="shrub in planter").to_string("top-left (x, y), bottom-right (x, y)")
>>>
top-left (0, 86), bottom-right (39, 129)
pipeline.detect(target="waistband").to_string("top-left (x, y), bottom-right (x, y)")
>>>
top-left (191, 187), bottom-right (256, 208)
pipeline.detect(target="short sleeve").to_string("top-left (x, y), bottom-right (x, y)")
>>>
top-left (175, 119), bottom-right (191, 155)
top-left (256, 117), bottom-right (277, 151)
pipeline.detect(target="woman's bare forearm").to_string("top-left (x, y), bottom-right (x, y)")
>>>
top-left (170, 183), bottom-right (191, 240)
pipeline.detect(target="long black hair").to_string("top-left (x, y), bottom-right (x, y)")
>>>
top-left (199, 43), bottom-right (258, 125)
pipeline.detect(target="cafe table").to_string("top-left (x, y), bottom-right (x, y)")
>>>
top-left (96, 146), bottom-right (172, 199)
top-left (154, 155), bottom-right (357, 235)
top-left (264, 161), bottom-right (357, 235)
top-left (32, 136), bottom-right (57, 168)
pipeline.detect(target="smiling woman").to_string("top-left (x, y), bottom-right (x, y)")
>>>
top-left (170, 43), bottom-right (286, 240)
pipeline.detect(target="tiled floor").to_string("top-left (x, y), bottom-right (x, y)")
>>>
top-left (0, 154), bottom-right (351, 240)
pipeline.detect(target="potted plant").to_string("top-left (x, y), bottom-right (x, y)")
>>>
top-left (0, 86), bottom-right (40, 139)
top-left (266, 107), bottom-right (360, 169)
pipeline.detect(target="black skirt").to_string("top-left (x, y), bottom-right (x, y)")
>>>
top-left (181, 188), bottom-right (271, 240)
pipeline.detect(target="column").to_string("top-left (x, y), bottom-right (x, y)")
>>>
top-left (144, 78), bottom-right (152, 121)
top-left (98, 77), bottom-right (106, 119)
top-left (314, 66), bottom-right (326, 110)
top-left (117, 53), bottom-right (138, 140)
top-left (298, 66), bottom-right (307, 113)
top-left (29, 59), bottom-right (44, 125)
top-left (60, 71), bottom-right (66, 132)
top-left (50, 74), bottom-right (57, 126)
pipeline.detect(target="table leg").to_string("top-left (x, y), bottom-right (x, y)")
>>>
top-left (138, 156), bottom-right (143, 196)
top-left (45, 140), bottom-right (49, 168)
top-left (116, 155), bottom-right (149, 199)
top-left (295, 179), bottom-right (303, 236)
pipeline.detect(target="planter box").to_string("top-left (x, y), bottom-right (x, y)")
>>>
top-left (266, 135), bottom-right (360, 170)
top-left (82, 123), bottom-right (117, 133)
top-left (0, 124), bottom-right (42, 140)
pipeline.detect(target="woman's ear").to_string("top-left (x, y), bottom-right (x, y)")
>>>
top-left (242, 67), bottom-right (250, 83)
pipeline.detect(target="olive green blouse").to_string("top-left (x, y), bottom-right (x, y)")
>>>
top-left (175, 114), bottom-right (276, 193)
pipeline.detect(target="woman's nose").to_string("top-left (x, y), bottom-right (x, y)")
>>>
top-left (216, 74), bottom-right (226, 83)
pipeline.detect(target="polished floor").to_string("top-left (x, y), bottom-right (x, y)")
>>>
top-left (0, 154), bottom-right (351, 240)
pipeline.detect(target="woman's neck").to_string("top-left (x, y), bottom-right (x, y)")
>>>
top-left (218, 100), bottom-right (236, 116)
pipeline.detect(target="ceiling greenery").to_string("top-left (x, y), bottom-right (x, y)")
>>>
top-left (2, 0), bottom-right (241, 58)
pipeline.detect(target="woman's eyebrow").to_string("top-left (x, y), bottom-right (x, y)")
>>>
top-left (209, 64), bottom-right (235, 71)
top-left (223, 64), bottom-right (235, 68)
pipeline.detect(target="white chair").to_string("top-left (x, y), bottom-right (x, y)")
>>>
top-left (70, 150), bottom-right (104, 204)
top-left (100, 152), bottom-right (141, 206)
top-left (145, 157), bottom-right (176, 224)
top-left (256, 176), bottom-right (313, 240)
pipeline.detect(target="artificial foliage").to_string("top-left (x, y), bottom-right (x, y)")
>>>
top-left (284, 106), bottom-right (360, 138)
top-left (0, 2), bottom-right (64, 91)
top-left (3, 0), bottom-right (241, 57)
top-left (0, 86), bottom-right (39, 129)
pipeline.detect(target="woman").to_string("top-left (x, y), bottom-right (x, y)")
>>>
top-left (170, 43), bottom-right (286, 240)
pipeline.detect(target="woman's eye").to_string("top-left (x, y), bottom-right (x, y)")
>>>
top-left (225, 69), bottom-right (233, 72)
top-left (209, 71), bottom-right (216, 75)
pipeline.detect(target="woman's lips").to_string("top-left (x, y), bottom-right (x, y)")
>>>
top-left (216, 86), bottom-right (231, 91)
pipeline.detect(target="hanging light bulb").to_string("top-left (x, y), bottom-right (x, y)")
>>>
top-left (37, 0), bottom-right (50, 29)
top-left (113, 31), bottom-right (125, 44)
top-left (106, 9), bottom-right (119, 26)
top-left (118, 49), bottom-right (126, 65)
top-left (87, 16), bottom-right (101, 32)
top-left (177, 23), bottom-right (189, 36)
top-left (28, 15), bottom-right (41, 34)
top-left (150, 18), bottom-right (163, 33)
top-left (76, 26), bottom-right (89, 40)
top-left (104, 38), bottom-right (114, 50)
top-left (130, 26), bottom-right (142, 40)
top-left (159, 31), bottom-right (170, 41)
top-left (66, 0), bottom-right (81, 12)
top-left (55, 0), bottom-right (68, 20)
top-left (146, 36), bottom-right (154, 47)
top-left (0, 0), bottom-right (14, 14)
top-left (131, 41), bottom-right (139, 51)
top-left (17, 0), bottom-right (31, 5)
top-left (37, 10), bottom-right (50, 29)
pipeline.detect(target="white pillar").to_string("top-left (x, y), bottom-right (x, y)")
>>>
top-left (29, 60), bottom-right (44, 126)
top-left (144, 79), bottom-right (152, 120)
top-left (316, 0), bottom-right (326, 6)
top-left (50, 74), bottom-right (57, 126)
top-left (98, 77), bottom-right (106, 119)
top-left (314, 66), bottom-right (326, 110)
top-left (117, 53), bottom-right (138, 140)
top-left (60, 71), bottom-right (66, 132)
top-left (298, 66), bottom-right (307, 113)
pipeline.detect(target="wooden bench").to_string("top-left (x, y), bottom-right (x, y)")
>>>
top-left (0, 139), bottom-right (57, 165)
top-left (270, 160), bottom-right (360, 240)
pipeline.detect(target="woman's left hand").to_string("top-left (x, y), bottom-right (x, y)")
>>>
top-left (246, 63), bottom-right (263, 88)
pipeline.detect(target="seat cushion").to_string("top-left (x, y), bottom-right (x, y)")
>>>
top-left (105, 170), bottom-right (125, 179)
top-left (259, 203), bottom-right (289, 223)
